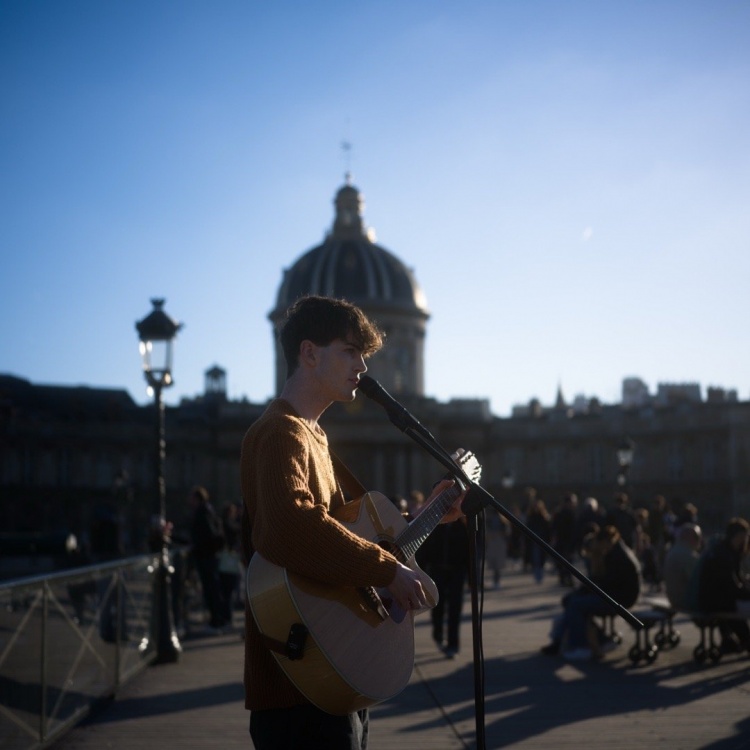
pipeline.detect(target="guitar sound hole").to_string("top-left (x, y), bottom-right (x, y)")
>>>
top-left (377, 539), bottom-right (405, 563)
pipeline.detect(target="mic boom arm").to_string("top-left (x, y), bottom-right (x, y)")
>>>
top-left (356, 375), bottom-right (643, 630)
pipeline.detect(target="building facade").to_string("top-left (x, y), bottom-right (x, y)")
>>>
top-left (1, 179), bottom-right (748, 572)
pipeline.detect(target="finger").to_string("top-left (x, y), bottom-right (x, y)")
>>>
top-left (413, 582), bottom-right (427, 607)
top-left (429, 478), bottom-right (455, 500)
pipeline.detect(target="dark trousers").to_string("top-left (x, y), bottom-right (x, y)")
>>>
top-left (195, 556), bottom-right (225, 627)
top-left (219, 571), bottom-right (239, 624)
top-left (555, 590), bottom-right (612, 649)
top-left (431, 566), bottom-right (466, 651)
top-left (249, 705), bottom-right (369, 750)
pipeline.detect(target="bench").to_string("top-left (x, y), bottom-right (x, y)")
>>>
top-left (592, 612), bottom-right (623, 646)
top-left (643, 596), bottom-right (681, 649)
top-left (594, 597), bottom-right (748, 665)
top-left (683, 611), bottom-right (750, 664)
top-left (623, 596), bottom-right (680, 664)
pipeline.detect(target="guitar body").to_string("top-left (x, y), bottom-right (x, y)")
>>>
top-left (246, 490), bottom-right (438, 716)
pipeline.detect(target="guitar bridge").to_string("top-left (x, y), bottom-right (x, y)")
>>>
top-left (359, 586), bottom-right (389, 621)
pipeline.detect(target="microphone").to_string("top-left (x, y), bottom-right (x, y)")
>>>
top-left (357, 375), bottom-right (437, 443)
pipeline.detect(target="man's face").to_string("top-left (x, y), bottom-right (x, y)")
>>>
top-left (310, 337), bottom-right (367, 402)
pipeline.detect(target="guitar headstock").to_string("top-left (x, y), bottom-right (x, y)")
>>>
top-left (450, 448), bottom-right (482, 486)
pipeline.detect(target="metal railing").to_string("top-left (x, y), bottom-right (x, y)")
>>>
top-left (0, 550), bottom-right (194, 750)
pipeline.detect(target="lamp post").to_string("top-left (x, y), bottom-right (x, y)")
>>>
top-left (136, 298), bottom-right (182, 663)
top-left (616, 437), bottom-right (635, 489)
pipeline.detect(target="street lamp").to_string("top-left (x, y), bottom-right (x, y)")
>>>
top-left (136, 298), bottom-right (182, 663)
top-left (616, 437), bottom-right (635, 488)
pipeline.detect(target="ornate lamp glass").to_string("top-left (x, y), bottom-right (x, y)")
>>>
top-left (135, 299), bottom-right (182, 391)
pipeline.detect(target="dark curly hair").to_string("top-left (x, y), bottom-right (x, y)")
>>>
top-left (280, 295), bottom-right (384, 378)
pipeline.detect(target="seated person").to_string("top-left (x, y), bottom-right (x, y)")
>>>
top-left (696, 517), bottom-right (750, 653)
top-left (663, 523), bottom-right (702, 611)
top-left (541, 525), bottom-right (641, 660)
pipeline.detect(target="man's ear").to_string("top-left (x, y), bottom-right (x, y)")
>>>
top-left (298, 340), bottom-right (318, 368)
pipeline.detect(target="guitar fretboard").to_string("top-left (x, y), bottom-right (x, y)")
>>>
top-left (395, 484), bottom-right (462, 561)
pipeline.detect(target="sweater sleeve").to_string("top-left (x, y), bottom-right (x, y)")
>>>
top-left (242, 414), bottom-right (398, 589)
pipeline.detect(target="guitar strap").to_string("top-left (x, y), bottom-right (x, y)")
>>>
top-left (330, 450), bottom-right (367, 500)
top-left (261, 622), bottom-right (308, 661)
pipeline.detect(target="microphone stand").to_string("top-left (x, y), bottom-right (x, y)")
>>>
top-left (375, 404), bottom-right (644, 750)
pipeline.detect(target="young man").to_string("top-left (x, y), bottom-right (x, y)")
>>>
top-left (240, 295), bottom-right (464, 750)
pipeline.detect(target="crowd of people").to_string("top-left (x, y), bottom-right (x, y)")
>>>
top-left (507, 488), bottom-right (750, 661)
top-left (370, 481), bottom-right (750, 666)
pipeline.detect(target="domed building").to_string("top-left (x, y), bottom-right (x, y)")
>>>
top-left (269, 176), bottom-right (430, 397)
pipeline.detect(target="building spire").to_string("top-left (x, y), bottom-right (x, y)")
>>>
top-left (555, 381), bottom-right (567, 410)
top-left (341, 140), bottom-right (353, 183)
top-left (332, 179), bottom-right (365, 238)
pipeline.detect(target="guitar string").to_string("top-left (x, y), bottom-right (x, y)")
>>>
top-left (397, 488), bottom-right (459, 561)
top-left (393, 455), bottom-right (480, 560)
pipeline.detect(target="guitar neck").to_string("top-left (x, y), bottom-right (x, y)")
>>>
top-left (395, 484), bottom-right (462, 561)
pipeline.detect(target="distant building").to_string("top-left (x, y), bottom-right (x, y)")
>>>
top-left (622, 377), bottom-right (650, 409)
top-left (655, 383), bottom-right (702, 407)
top-left (707, 387), bottom-right (738, 403)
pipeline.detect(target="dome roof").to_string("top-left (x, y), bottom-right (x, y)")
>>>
top-left (272, 180), bottom-right (429, 318)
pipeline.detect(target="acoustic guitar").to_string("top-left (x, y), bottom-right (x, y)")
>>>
top-left (246, 449), bottom-right (481, 715)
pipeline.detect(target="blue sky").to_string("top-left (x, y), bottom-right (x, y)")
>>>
top-left (1, 1), bottom-right (748, 416)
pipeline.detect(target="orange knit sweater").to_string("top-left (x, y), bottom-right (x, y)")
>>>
top-left (240, 399), bottom-right (399, 711)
